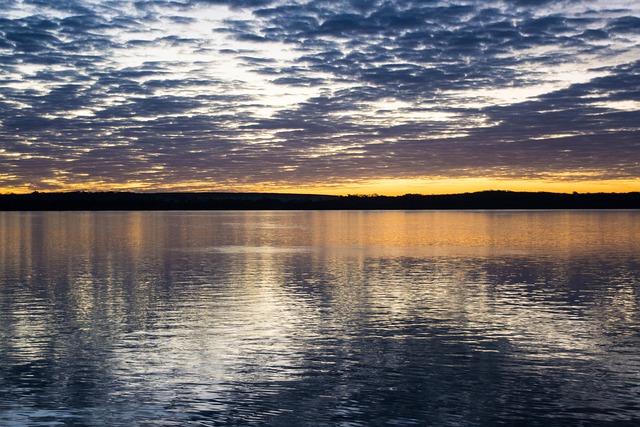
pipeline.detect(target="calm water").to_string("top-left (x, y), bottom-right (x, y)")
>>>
top-left (1, 210), bottom-right (639, 426)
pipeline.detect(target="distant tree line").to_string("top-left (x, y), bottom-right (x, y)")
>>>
top-left (0, 190), bottom-right (639, 211)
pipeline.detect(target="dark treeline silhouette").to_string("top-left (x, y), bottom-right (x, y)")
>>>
top-left (1, 190), bottom-right (639, 210)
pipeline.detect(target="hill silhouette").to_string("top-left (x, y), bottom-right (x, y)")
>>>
top-left (1, 190), bottom-right (639, 210)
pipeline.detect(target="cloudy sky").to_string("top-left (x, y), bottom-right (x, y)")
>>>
top-left (1, 0), bottom-right (639, 194)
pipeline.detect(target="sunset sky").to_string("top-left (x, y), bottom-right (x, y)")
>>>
top-left (1, 0), bottom-right (639, 195)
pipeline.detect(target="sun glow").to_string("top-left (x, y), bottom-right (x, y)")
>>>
top-left (2, 174), bottom-right (639, 196)
top-left (271, 177), bottom-right (640, 197)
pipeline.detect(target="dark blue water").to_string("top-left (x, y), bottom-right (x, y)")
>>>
top-left (1, 211), bottom-right (639, 426)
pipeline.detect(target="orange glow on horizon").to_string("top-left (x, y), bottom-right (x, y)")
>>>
top-left (302, 177), bottom-right (640, 196)
top-left (1, 177), bottom-right (638, 196)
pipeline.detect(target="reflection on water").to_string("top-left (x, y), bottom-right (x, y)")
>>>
top-left (1, 211), bottom-right (640, 425)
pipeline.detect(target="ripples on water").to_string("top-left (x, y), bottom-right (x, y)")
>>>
top-left (1, 211), bottom-right (639, 426)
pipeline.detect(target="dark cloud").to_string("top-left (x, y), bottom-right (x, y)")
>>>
top-left (607, 16), bottom-right (640, 34)
top-left (3, 20), bottom-right (61, 53)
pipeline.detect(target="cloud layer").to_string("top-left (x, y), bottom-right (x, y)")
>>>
top-left (1, 0), bottom-right (639, 192)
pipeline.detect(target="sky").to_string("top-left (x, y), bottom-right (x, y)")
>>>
top-left (1, 0), bottom-right (639, 195)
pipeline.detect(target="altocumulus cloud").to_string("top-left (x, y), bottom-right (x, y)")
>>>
top-left (0, 0), bottom-right (639, 192)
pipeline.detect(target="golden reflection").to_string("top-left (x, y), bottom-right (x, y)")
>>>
top-left (300, 210), bottom-right (640, 258)
top-left (0, 212), bottom-right (33, 275)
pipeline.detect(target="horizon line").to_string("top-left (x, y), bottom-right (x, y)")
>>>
top-left (3, 189), bottom-right (639, 197)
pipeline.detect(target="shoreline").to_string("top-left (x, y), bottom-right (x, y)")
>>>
top-left (1, 190), bottom-right (639, 210)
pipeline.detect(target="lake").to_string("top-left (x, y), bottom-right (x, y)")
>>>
top-left (1, 210), bottom-right (639, 426)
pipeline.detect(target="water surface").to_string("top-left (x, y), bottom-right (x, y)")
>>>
top-left (1, 211), bottom-right (639, 425)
